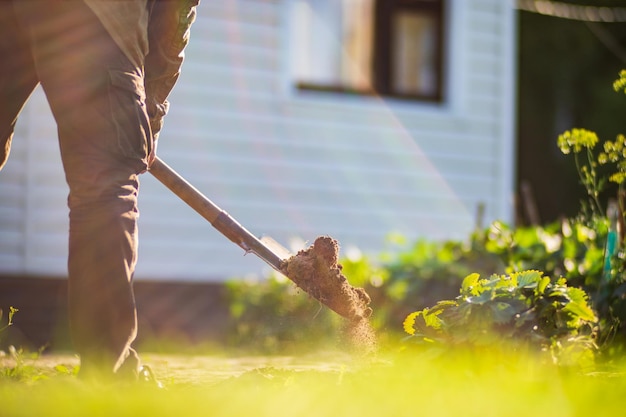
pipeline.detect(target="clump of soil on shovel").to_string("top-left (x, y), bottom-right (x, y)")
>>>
top-left (281, 236), bottom-right (376, 352)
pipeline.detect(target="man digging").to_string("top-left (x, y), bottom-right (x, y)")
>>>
top-left (0, 0), bottom-right (199, 382)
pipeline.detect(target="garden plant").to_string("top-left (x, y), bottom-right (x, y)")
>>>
top-left (225, 70), bottom-right (626, 364)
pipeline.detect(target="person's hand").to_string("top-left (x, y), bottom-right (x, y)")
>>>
top-left (148, 136), bottom-right (158, 168)
top-left (145, 97), bottom-right (166, 169)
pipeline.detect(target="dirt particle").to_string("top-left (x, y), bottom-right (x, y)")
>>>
top-left (341, 317), bottom-right (378, 355)
top-left (281, 236), bottom-right (376, 351)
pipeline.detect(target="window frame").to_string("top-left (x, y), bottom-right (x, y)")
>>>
top-left (374, 0), bottom-right (445, 102)
top-left (294, 0), bottom-right (447, 103)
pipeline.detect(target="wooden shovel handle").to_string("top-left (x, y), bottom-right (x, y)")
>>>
top-left (148, 156), bottom-right (284, 270)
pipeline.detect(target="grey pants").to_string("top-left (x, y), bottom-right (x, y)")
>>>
top-left (1, 1), bottom-right (152, 376)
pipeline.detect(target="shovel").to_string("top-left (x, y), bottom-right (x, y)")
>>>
top-left (149, 156), bottom-right (372, 321)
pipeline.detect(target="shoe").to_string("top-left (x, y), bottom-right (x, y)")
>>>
top-left (137, 364), bottom-right (164, 389)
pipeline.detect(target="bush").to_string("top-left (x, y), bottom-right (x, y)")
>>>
top-left (402, 270), bottom-right (597, 367)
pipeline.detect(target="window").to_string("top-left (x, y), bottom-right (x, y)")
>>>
top-left (292, 0), bottom-right (445, 102)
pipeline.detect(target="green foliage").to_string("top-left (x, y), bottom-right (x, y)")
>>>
top-left (477, 218), bottom-right (607, 290)
top-left (0, 306), bottom-right (18, 334)
top-left (1, 307), bottom-right (78, 382)
top-left (557, 128), bottom-right (599, 154)
top-left (403, 270), bottom-right (598, 367)
top-left (224, 274), bottom-right (343, 353)
top-left (224, 250), bottom-right (398, 351)
top-left (224, 71), bottom-right (626, 367)
top-left (223, 214), bottom-right (611, 358)
top-left (370, 235), bottom-right (503, 331)
top-left (554, 72), bottom-right (626, 207)
top-left (599, 133), bottom-right (626, 184)
top-left (614, 69), bottom-right (626, 94)
top-left (548, 70), bottom-right (626, 355)
top-left (557, 128), bottom-right (603, 214)
top-left (1, 345), bottom-right (50, 382)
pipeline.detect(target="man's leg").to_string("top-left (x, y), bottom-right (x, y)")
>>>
top-left (13, 1), bottom-right (152, 377)
top-left (0, 2), bottom-right (39, 170)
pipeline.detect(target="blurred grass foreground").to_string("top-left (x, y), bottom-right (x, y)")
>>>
top-left (1, 347), bottom-right (626, 417)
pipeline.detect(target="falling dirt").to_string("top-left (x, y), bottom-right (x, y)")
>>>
top-left (280, 236), bottom-right (377, 352)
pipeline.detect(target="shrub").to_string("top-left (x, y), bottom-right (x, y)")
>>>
top-left (403, 270), bottom-right (598, 367)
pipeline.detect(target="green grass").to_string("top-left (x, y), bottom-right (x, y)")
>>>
top-left (1, 347), bottom-right (625, 417)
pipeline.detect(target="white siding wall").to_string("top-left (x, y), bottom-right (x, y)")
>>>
top-left (0, 0), bottom-right (517, 281)
top-left (0, 88), bottom-right (67, 276)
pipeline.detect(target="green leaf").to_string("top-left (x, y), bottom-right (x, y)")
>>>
top-left (516, 270), bottom-right (542, 288)
top-left (563, 302), bottom-right (597, 325)
top-left (488, 301), bottom-right (517, 324)
top-left (6, 306), bottom-right (18, 326)
top-left (422, 307), bottom-right (444, 330)
top-left (563, 288), bottom-right (597, 323)
top-left (403, 311), bottom-right (420, 335)
top-left (462, 273), bottom-right (481, 295)
top-left (429, 300), bottom-right (458, 313)
top-left (465, 291), bottom-right (493, 305)
top-left (537, 276), bottom-right (550, 295)
top-left (514, 227), bottom-right (541, 248)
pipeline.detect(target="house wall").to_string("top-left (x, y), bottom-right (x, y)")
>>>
top-left (0, 0), bottom-right (517, 282)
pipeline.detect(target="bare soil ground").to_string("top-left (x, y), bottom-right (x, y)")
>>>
top-left (1, 351), bottom-right (358, 385)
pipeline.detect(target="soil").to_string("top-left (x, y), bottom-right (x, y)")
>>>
top-left (0, 351), bottom-right (361, 386)
top-left (280, 236), bottom-right (376, 351)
